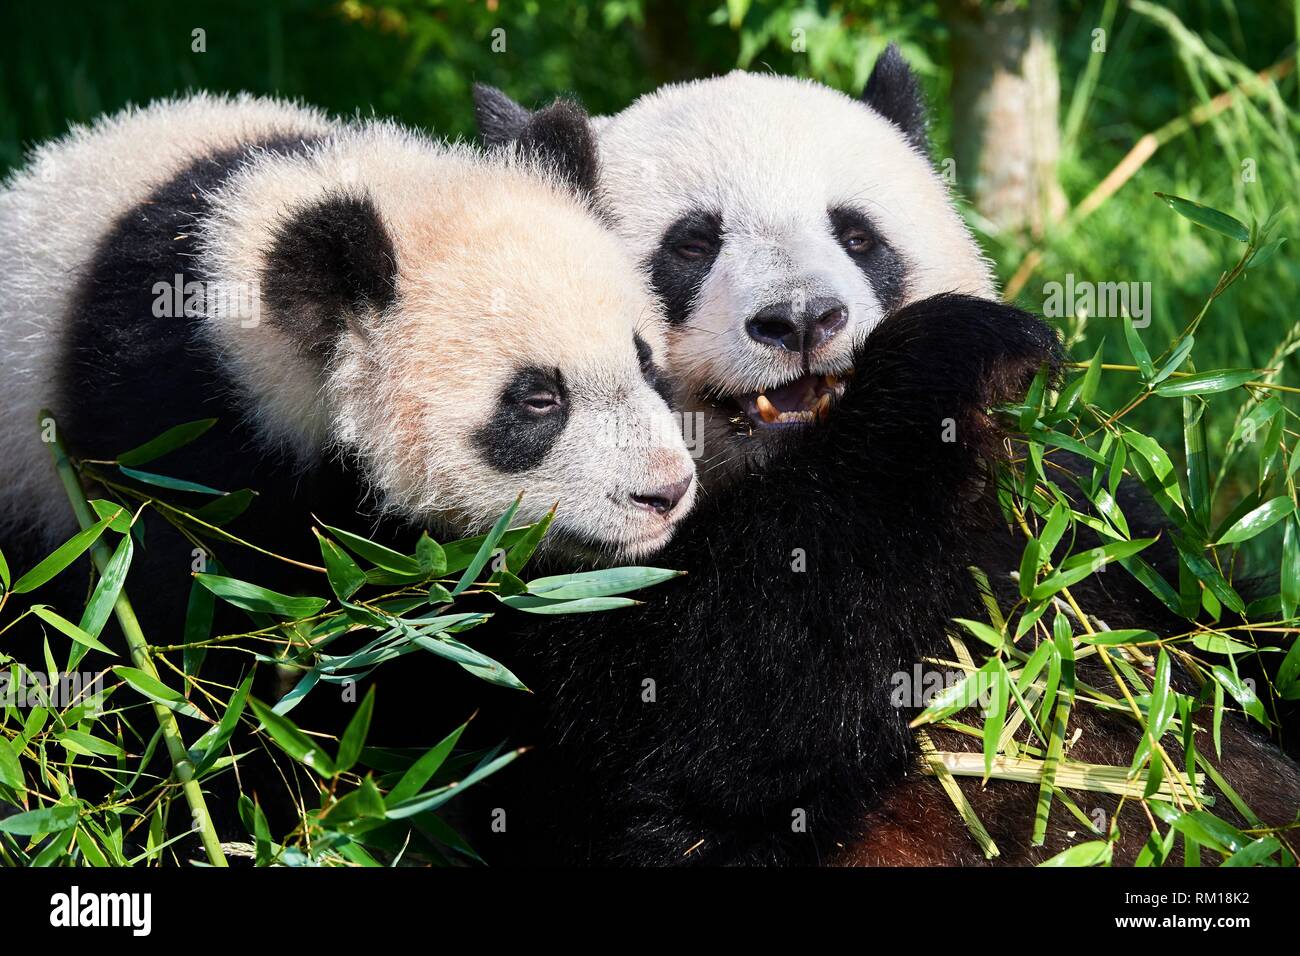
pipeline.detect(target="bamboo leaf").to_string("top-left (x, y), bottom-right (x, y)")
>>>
top-left (118, 465), bottom-right (224, 496)
top-left (499, 595), bottom-right (643, 615)
top-left (1154, 193), bottom-right (1250, 242)
top-left (316, 530), bottom-right (367, 600)
top-left (248, 697), bottom-right (336, 777)
top-left (89, 499), bottom-right (134, 533)
top-left (1214, 496), bottom-right (1294, 545)
top-left (77, 534), bottom-right (133, 640)
top-left (11, 514), bottom-right (115, 593)
top-left (0, 737), bottom-right (24, 790)
top-left (526, 567), bottom-right (684, 600)
top-left (116, 418), bottom-right (217, 466)
top-left (336, 686), bottom-right (375, 773)
top-left (191, 673), bottom-right (254, 774)
top-left (452, 497), bottom-right (520, 596)
top-left (1148, 801), bottom-right (1248, 855)
top-left (319, 523), bottom-right (422, 576)
top-left (1210, 665), bottom-right (1268, 727)
top-left (1029, 538), bottom-right (1156, 601)
top-left (982, 662), bottom-right (1010, 780)
top-left (1183, 397), bottom-right (1211, 534)
top-left (1080, 629), bottom-right (1158, 646)
top-left (1171, 535), bottom-right (1246, 614)
top-left (194, 573), bottom-right (329, 619)
top-left (505, 506), bottom-right (556, 573)
top-left (1191, 632), bottom-right (1256, 656)
top-left (385, 747), bottom-right (522, 820)
top-left (1079, 338), bottom-right (1105, 405)
top-left (192, 489), bottom-right (255, 526)
top-left (1039, 840), bottom-right (1113, 867)
top-left (1282, 516), bottom-right (1300, 620)
top-left (415, 532), bottom-right (447, 577)
top-left (1033, 621), bottom-right (1075, 845)
top-left (386, 719), bottom-right (469, 806)
top-left (0, 802), bottom-right (79, 835)
top-left (1124, 317), bottom-right (1154, 380)
top-left (1154, 369), bottom-right (1261, 398)
top-left (1150, 335), bottom-right (1196, 386)
top-left (31, 606), bottom-right (116, 656)
top-left (954, 618), bottom-right (1007, 651)
top-left (113, 665), bottom-right (202, 719)
top-left (1222, 837), bottom-right (1282, 867)
top-left (911, 657), bottom-right (999, 728)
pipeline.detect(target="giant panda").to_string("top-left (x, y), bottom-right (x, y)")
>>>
top-left (470, 50), bottom-right (1300, 865)
top-left (475, 46), bottom-right (994, 485)
top-left (0, 93), bottom-right (697, 601)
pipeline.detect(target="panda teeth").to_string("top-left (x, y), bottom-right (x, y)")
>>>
top-left (755, 393), bottom-right (780, 424)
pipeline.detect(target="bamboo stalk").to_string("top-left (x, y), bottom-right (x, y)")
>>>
top-left (917, 731), bottom-right (1000, 859)
top-left (42, 410), bottom-right (228, 867)
top-left (924, 750), bottom-right (1206, 803)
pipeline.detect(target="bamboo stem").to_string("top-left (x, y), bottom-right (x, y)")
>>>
top-left (42, 410), bottom-right (228, 867)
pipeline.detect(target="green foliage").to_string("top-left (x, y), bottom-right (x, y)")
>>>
top-left (918, 199), bottom-right (1298, 867)
top-left (0, 423), bottom-right (680, 866)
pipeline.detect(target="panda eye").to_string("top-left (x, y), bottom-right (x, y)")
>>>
top-left (840, 229), bottom-right (873, 253)
top-left (521, 391), bottom-right (564, 414)
top-left (675, 240), bottom-right (712, 261)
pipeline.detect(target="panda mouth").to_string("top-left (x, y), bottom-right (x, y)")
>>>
top-left (725, 371), bottom-right (852, 430)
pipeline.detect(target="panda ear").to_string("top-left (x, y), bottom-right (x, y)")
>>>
top-left (474, 87), bottom-right (600, 199)
top-left (262, 190), bottom-right (398, 356)
top-left (861, 43), bottom-right (929, 153)
top-left (514, 98), bottom-right (600, 200)
top-left (472, 84), bottom-right (534, 147)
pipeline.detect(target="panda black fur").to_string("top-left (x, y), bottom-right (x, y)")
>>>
top-left (464, 295), bottom-right (1056, 864)
top-left (473, 51), bottom-right (1300, 864)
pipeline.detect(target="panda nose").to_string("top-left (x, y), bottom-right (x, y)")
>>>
top-left (745, 297), bottom-right (848, 354)
top-left (630, 475), bottom-right (694, 515)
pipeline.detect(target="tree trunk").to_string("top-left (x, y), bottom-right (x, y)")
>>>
top-left (943, 0), bottom-right (1067, 237)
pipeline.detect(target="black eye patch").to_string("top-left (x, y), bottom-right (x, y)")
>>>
top-left (473, 365), bottom-right (570, 473)
top-left (647, 209), bottom-right (723, 326)
top-left (634, 332), bottom-right (674, 406)
top-left (828, 205), bottom-right (907, 312)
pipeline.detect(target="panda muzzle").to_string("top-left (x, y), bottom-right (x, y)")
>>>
top-left (736, 371), bottom-right (851, 428)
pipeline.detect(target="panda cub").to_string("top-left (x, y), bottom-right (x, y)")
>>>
top-left (0, 94), bottom-right (697, 624)
top-left (474, 51), bottom-right (1300, 865)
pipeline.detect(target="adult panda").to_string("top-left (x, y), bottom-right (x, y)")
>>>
top-left (476, 45), bottom-right (994, 482)
top-left (0, 94), bottom-right (697, 636)
top-left (472, 51), bottom-right (1300, 865)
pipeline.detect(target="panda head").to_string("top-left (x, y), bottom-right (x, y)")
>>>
top-left (203, 103), bottom-right (696, 559)
top-left (475, 46), bottom-right (995, 484)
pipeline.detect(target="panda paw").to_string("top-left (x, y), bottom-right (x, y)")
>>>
top-left (855, 293), bottom-right (1061, 410)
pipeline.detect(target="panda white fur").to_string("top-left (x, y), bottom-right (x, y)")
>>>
top-left (0, 93), bottom-right (697, 581)
top-left (470, 51), bottom-right (1300, 866)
